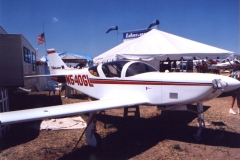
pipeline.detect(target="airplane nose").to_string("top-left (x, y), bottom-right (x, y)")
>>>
top-left (220, 76), bottom-right (240, 92)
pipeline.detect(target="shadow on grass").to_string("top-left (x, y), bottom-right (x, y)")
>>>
top-left (59, 105), bottom-right (240, 160)
top-left (0, 94), bottom-right (63, 151)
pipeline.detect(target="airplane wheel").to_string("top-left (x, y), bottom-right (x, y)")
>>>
top-left (194, 134), bottom-right (202, 141)
top-left (93, 132), bottom-right (102, 148)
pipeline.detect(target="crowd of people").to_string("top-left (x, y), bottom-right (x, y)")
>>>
top-left (196, 60), bottom-right (208, 73)
top-left (195, 59), bottom-right (220, 74)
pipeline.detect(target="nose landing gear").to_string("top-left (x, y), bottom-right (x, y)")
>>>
top-left (194, 102), bottom-right (205, 140)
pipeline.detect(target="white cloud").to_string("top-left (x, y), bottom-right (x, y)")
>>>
top-left (52, 17), bottom-right (59, 22)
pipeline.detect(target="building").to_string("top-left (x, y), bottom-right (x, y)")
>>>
top-left (0, 26), bottom-right (38, 136)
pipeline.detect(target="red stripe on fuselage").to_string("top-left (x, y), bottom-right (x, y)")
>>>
top-left (89, 79), bottom-right (212, 86)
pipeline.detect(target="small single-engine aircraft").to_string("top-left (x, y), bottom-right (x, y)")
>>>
top-left (1, 49), bottom-right (240, 147)
top-left (208, 59), bottom-right (238, 71)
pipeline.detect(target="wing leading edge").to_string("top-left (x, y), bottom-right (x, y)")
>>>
top-left (0, 98), bottom-right (148, 125)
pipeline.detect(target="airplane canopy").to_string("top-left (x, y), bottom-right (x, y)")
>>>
top-left (88, 60), bottom-right (158, 78)
top-left (94, 29), bottom-right (233, 65)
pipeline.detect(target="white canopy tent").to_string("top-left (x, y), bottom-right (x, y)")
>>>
top-left (94, 29), bottom-right (234, 69)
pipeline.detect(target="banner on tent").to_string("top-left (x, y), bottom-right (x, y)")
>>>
top-left (123, 29), bottom-right (150, 40)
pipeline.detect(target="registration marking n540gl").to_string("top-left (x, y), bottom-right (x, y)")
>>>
top-left (65, 74), bottom-right (94, 87)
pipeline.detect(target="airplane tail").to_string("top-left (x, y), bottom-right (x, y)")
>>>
top-left (47, 49), bottom-right (68, 74)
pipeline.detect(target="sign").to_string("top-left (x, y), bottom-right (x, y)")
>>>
top-left (123, 29), bottom-right (150, 40)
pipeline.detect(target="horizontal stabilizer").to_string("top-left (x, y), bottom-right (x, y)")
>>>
top-left (25, 74), bottom-right (66, 78)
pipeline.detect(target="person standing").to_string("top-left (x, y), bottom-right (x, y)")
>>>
top-left (195, 61), bottom-right (200, 72)
top-left (200, 60), bottom-right (208, 73)
top-left (229, 64), bottom-right (240, 114)
top-left (208, 59), bottom-right (220, 74)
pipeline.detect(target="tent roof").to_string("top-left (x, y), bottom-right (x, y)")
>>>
top-left (58, 51), bottom-right (93, 61)
top-left (94, 29), bottom-right (233, 63)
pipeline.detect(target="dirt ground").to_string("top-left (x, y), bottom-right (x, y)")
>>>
top-left (0, 84), bottom-right (240, 159)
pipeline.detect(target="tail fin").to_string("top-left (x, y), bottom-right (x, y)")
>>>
top-left (47, 49), bottom-right (68, 74)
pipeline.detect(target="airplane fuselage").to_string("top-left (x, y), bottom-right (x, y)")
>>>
top-left (56, 61), bottom-right (235, 106)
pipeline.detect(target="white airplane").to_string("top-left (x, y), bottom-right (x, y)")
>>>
top-left (208, 59), bottom-right (236, 71)
top-left (1, 49), bottom-right (240, 147)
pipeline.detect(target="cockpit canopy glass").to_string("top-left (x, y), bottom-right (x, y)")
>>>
top-left (102, 61), bottom-right (128, 78)
top-left (126, 62), bottom-right (157, 77)
top-left (89, 61), bottom-right (157, 78)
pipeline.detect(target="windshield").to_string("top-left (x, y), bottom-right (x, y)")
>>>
top-left (88, 66), bottom-right (99, 77)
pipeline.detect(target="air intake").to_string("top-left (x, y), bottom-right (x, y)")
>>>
top-left (170, 93), bottom-right (178, 99)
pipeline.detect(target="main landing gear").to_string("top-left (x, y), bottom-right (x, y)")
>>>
top-left (84, 103), bottom-right (206, 147)
top-left (85, 112), bottom-right (101, 148)
top-left (194, 102), bottom-right (205, 140)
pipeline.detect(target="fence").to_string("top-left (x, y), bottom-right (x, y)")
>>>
top-left (0, 87), bottom-right (10, 137)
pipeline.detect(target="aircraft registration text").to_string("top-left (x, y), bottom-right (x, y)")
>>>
top-left (65, 74), bottom-right (94, 87)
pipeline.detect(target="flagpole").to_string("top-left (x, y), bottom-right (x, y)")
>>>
top-left (43, 22), bottom-right (47, 56)
top-left (117, 30), bottom-right (118, 44)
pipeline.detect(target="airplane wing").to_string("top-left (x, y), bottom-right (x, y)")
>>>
top-left (0, 98), bottom-right (148, 125)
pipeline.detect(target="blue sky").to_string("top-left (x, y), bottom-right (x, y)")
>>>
top-left (0, 0), bottom-right (239, 58)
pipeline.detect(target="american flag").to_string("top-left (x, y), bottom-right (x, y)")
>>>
top-left (37, 33), bottom-right (45, 45)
